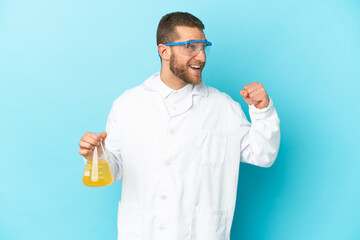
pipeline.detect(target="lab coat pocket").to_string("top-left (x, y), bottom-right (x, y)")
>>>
top-left (117, 201), bottom-right (142, 240)
top-left (200, 130), bottom-right (228, 167)
top-left (190, 207), bottom-right (227, 240)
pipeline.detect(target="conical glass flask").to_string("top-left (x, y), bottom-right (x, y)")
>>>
top-left (83, 137), bottom-right (114, 187)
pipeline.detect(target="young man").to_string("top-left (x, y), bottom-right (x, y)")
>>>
top-left (79, 12), bottom-right (280, 240)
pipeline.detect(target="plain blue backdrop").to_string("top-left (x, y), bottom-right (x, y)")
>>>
top-left (1, 0), bottom-right (359, 239)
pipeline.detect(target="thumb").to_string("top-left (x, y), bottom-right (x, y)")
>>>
top-left (240, 90), bottom-right (254, 105)
top-left (240, 90), bottom-right (248, 98)
top-left (100, 131), bottom-right (107, 141)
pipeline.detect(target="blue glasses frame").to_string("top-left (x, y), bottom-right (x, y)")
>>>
top-left (163, 40), bottom-right (212, 47)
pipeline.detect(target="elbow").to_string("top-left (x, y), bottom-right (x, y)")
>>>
top-left (254, 148), bottom-right (279, 168)
top-left (261, 135), bottom-right (280, 168)
top-left (259, 158), bottom-right (275, 168)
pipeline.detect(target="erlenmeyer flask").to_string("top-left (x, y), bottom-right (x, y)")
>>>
top-left (83, 138), bottom-right (114, 187)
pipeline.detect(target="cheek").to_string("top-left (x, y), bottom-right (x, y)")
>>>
top-left (184, 57), bottom-right (195, 66)
top-left (173, 54), bottom-right (186, 65)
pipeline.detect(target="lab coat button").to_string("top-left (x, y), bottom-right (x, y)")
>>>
top-left (169, 129), bottom-right (175, 135)
top-left (159, 224), bottom-right (166, 231)
top-left (160, 194), bottom-right (168, 200)
top-left (164, 161), bottom-right (171, 167)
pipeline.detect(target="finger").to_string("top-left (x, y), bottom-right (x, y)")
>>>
top-left (245, 83), bottom-right (263, 94)
top-left (254, 97), bottom-right (270, 108)
top-left (245, 82), bottom-right (263, 94)
top-left (80, 135), bottom-right (101, 146)
top-left (243, 82), bottom-right (259, 92)
top-left (79, 141), bottom-right (95, 150)
top-left (252, 94), bottom-right (266, 103)
top-left (79, 149), bottom-right (91, 157)
top-left (84, 132), bottom-right (102, 142)
top-left (249, 88), bottom-right (269, 104)
top-left (248, 87), bottom-right (266, 99)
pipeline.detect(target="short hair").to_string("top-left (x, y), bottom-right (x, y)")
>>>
top-left (156, 12), bottom-right (205, 45)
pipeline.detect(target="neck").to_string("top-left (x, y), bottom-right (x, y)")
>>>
top-left (160, 68), bottom-right (187, 90)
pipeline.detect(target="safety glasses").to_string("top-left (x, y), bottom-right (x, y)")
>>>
top-left (163, 40), bottom-right (212, 57)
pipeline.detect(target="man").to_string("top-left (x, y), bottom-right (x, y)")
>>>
top-left (79, 12), bottom-right (280, 240)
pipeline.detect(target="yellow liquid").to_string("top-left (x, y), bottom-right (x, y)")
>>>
top-left (83, 160), bottom-right (114, 187)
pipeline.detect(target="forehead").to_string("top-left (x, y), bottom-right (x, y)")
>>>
top-left (174, 26), bottom-right (206, 41)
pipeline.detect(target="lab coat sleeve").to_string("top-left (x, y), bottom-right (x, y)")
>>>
top-left (239, 98), bottom-right (280, 167)
top-left (105, 99), bottom-right (123, 183)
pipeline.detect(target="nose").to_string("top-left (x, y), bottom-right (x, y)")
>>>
top-left (193, 48), bottom-right (206, 62)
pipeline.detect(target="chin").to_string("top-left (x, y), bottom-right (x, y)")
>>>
top-left (187, 71), bottom-right (203, 85)
top-left (192, 78), bottom-right (202, 85)
top-left (184, 75), bottom-right (202, 85)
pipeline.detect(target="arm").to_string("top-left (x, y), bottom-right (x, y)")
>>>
top-left (239, 82), bottom-right (280, 167)
top-left (78, 100), bottom-right (124, 183)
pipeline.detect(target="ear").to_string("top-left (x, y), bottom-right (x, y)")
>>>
top-left (158, 44), bottom-right (170, 61)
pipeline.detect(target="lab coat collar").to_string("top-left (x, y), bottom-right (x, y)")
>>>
top-left (142, 72), bottom-right (208, 98)
top-left (193, 80), bottom-right (208, 98)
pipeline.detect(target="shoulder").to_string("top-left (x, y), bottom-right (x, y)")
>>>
top-left (206, 86), bottom-right (239, 105)
top-left (205, 85), bottom-right (244, 114)
top-left (111, 85), bottom-right (138, 102)
top-left (111, 73), bottom-right (158, 108)
top-left (206, 86), bottom-right (231, 100)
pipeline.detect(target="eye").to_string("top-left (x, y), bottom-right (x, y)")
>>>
top-left (186, 43), bottom-right (197, 50)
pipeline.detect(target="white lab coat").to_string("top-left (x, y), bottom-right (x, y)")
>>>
top-left (105, 72), bottom-right (280, 240)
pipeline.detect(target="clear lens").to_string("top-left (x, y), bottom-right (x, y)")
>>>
top-left (180, 42), bottom-right (211, 56)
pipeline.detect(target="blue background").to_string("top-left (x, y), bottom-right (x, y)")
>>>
top-left (1, 0), bottom-right (359, 239)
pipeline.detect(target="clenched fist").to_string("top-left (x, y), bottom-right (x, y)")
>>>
top-left (240, 82), bottom-right (270, 109)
